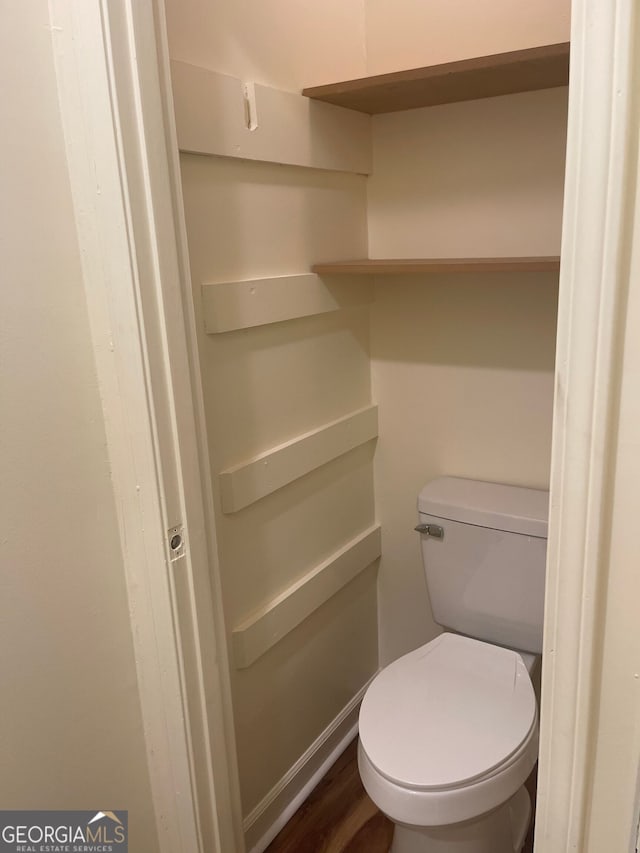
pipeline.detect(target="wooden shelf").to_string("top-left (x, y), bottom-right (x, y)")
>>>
top-left (312, 257), bottom-right (561, 275)
top-left (302, 43), bottom-right (569, 115)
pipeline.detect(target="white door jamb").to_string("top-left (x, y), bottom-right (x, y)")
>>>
top-left (537, 0), bottom-right (637, 849)
top-left (48, 1), bottom-right (245, 850)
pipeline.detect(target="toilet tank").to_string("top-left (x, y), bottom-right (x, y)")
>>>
top-left (417, 477), bottom-right (549, 655)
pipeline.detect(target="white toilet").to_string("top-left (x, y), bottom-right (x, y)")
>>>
top-left (358, 477), bottom-right (548, 853)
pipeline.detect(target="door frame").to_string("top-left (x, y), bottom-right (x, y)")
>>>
top-left (48, 0), bottom-right (244, 851)
top-left (536, 0), bottom-right (639, 850)
top-left (48, 0), bottom-right (639, 849)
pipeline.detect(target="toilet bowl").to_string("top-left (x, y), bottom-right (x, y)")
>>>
top-left (358, 633), bottom-right (538, 852)
top-left (358, 477), bottom-right (548, 852)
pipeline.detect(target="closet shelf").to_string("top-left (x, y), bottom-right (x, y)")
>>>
top-left (312, 258), bottom-right (561, 275)
top-left (302, 43), bottom-right (570, 115)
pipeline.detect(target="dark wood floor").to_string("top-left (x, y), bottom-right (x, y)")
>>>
top-left (267, 738), bottom-right (537, 853)
top-left (266, 739), bottom-right (393, 853)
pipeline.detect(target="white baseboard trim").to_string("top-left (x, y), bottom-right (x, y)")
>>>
top-left (244, 676), bottom-right (376, 853)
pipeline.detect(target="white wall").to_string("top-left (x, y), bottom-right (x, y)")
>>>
top-left (365, 0), bottom-right (571, 74)
top-left (0, 3), bottom-right (158, 849)
top-left (368, 89), bottom-right (568, 258)
top-left (368, 88), bottom-right (567, 662)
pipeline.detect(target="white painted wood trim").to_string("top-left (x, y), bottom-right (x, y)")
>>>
top-left (244, 676), bottom-right (376, 853)
top-left (49, 1), bottom-right (244, 851)
top-left (152, 5), bottom-right (246, 849)
top-left (232, 525), bottom-right (381, 668)
top-left (220, 405), bottom-right (378, 513)
top-left (536, 0), bottom-right (637, 850)
top-left (171, 60), bottom-right (372, 174)
top-left (202, 273), bottom-right (372, 333)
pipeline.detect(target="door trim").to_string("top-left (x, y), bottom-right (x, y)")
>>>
top-left (536, 0), bottom-right (637, 849)
top-left (48, 0), bottom-right (244, 850)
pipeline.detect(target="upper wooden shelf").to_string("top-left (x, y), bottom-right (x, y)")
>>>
top-left (312, 258), bottom-right (561, 275)
top-left (302, 43), bottom-right (570, 115)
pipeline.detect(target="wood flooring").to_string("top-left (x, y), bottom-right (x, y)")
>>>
top-left (266, 738), bottom-right (537, 853)
top-left (266, 739), bottom-right (393, 853)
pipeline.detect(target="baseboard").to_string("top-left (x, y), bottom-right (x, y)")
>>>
top-left (244, 676), bottom-right (376, 853)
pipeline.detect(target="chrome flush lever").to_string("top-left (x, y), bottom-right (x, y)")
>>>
top-left (414, 523), bottom-right (444, 539)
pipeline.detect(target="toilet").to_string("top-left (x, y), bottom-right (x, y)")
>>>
top-left (358, 477), bottom-right (548, 853)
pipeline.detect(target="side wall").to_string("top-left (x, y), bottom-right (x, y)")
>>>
top-left (164, 2), bottom-right (377, 845)
top-left (0, 4), bottom-right (159, 850)
top-left (368, 87), bottom-right (567, 662)
top-left (180, 155), bottom-right (376, 815)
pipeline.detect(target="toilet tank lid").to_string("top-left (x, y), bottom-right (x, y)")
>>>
top-left (418, 477), bottom-right (549, 538)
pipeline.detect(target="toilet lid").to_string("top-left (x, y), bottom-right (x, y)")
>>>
top-left (359, 633), bottom-right (536, 790)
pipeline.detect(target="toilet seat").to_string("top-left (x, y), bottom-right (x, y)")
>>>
top-left (360, 633), bottom-right (536, 790)
top-left (358, 727), bottom-right (538, 828)
top-left (358, 633), bottom-right (539, 826)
